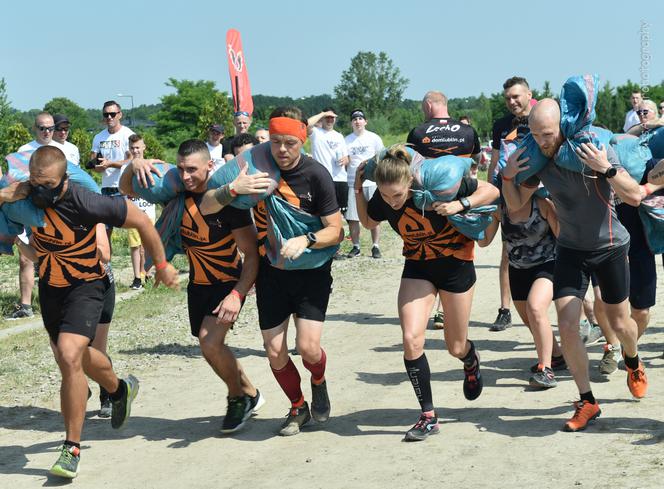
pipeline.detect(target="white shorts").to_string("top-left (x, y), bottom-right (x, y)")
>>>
top-left (345, 182), bottom-right (377, 222)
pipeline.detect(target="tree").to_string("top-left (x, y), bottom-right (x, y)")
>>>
top-left (197, 91), bottom-right (234, 141)
top-left (334, 51), bottom-right (409, 120)
top-left (3, 122), bottom-right (32, 154)
top-left (43, 97), bottom-right (88, 130)
top-left (141, 130), bottom-right (166, 160)
top-left (152, 79), bottom-right (233, 147)
top-left (69, 128), bottom-right (99, 183)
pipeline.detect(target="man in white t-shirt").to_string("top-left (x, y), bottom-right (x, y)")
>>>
top-left (125, 134), bottom-right (157, 289)
top-left (308, 107), bottom-right (349, 216)
top-left (91, 100), bottom-right (134, 239)
top-left (206, 123), bottom-right (226, 171)
top-left (623, 90), bottom-right (643, 132)
top-left (9, 112), bottom-right (63, 319)
top-left (52, 114), bottom-right (80, 165)
top-left (344, 109), bottom-right (384, 259)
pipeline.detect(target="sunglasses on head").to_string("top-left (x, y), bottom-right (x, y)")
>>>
top-left (636, 110), bottom-right (650, 116)
top-left (37, 125), bottom-right (55, 132)
top-left (234, 111), bottom-right (250, 117)
top-left (103, 112), bottom-right (119, 119)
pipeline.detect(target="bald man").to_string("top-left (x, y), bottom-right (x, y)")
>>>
top-left (501, 99), bottom-right (646, 432)
top-left (15, 146), bottom-right (178, 478)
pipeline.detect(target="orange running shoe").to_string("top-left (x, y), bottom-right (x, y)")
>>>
top-left (563, 400), bottom-right (601, 432)
top-left (626, 361), bottom-right (648, 399)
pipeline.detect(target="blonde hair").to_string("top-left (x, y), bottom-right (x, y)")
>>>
top-left (374, 144), bottom-right (412, 186)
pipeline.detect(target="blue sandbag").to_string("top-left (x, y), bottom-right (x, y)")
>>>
top-left (643, 126), bottom-right (664, 159)
top-left (610, 134), bottom-right (650, 182)
top-left (131, 163), bottom-right (183, 205)
top-left (638, 193), bottom-right (664, 253)
top-left (559, 74), bottom-right (599, 138)
top-left (510, 134), bottom-right (550, 185)
top-left (448, 205), bottom-right (498, 240)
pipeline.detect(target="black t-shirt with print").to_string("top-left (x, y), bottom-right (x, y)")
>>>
top-left (407, 118), bottom-right (480, 158)
top-left (31, 183), bottom-right (127, 287)
top-left (181, 191), bottom-right (253, 285)
top-left (491, 113), bottom-right (530, 149)
top-left (367, 177), bottom-right (478, 261)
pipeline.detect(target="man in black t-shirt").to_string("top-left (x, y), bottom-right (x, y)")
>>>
top-left (407, 90), bottom-right (481, 329)
top-left (487, 76), bottom-right (534, 332)
top-left (3, 146), bottom-right (178, 479)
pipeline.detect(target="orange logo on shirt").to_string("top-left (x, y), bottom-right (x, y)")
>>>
top-left (181, 197), bottom-right (210, 243)
top-left (35, 209), bottom-right (75, 246)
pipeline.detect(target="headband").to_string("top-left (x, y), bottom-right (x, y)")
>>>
top-left (269, 117), bottom-right (307, 143)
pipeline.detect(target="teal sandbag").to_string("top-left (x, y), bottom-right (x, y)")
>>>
top-left (638, 193), bottom-right (664, 253)
top-left (510, 134), bottom-right (550, 185)
top-left (643, 126), bottom-right (664, 159)
top-left (610, 134), bottom-right (650, 182)
top-left (559, 74), bottom-right (599, 138)
top-left (131, 163), bottom-right (183, 205)
top-left (448, 205), bottom-right (498, 240)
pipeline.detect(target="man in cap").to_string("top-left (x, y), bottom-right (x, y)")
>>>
top-left (206, 123), bottom-right (226, 171)
top-left (52, 114), bottom-right (80, 165)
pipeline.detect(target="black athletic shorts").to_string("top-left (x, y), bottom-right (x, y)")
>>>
top-left (334, 181), bottom-right (349, 214)
top-left (508, 261), bottom-right (554, 301)
top-left (99, 280), bottom-right (115, 324)
top-left (554, 244), bottom-right (629, 304)
top-left (627, 245), bottom-right (656, 310)
top-left (187, 281), bottom-right (240, 337)
top-left (39, 278), bottom-right (109, 344)
top-left (401, 256), bottom-right (476, 293)
top-left (255, 258), bottom-right (333, 330)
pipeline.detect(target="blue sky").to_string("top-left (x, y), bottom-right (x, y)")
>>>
top-left (2, 0), bottom-right (662, 110)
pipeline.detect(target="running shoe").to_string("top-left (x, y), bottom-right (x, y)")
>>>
top-left (99, 386), bottom-right (111, 418)
top-left (463, 350), bottom-right (483, 400)
top-left (626, 361), bottom-right (648, 399)
top-left (332, 252), bottom-right (346, 261)
top-left (563, 400), bottom-right (601, 432)
top-left (346, 246), bottom-right (361, 258)
top-left (578, 319), bottom-right (591, 343)
top-left (371, 246), bottom-right (382, 259)
top-left (490, 308), bottom-right (511, 331)
top-left (404, 413), bottom-right (439, 442)
top-left (311, 381), bottom-right (331, 422)
top-left (249, 389), bottom-right (266, 414)
top-left (279, 402), bottom-right (311, 436)
top-left (50, 444), bottom-right (80, 479)
top-left (130, 278), bottom-right (143, 290)
top-left (432, 311), bottom-right (445, 330)
top-left (111, 375), bottom-right (139, 429)
top-left (6, 303), bottom-right (33, 320)
top-left (530, 355), bottom-right (567, 373)
top-left (585, 324), bottom-right (604, 345)
top-left (221, 395), bottom-right (252, 434)
top-left (528, 365), bottom-right (557, 389)
top-left (599, 344), bottom-right (620, 375)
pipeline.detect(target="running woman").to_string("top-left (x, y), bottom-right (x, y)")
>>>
top-left (355, 145), bottom-right (499, 441)
top-left (478, 180), bottom-right (565, 388)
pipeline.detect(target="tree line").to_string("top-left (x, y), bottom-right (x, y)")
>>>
top-left (2, 51), bottom-right (663, 168)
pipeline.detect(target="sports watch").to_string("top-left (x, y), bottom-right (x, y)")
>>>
top-left (603, 167), bottom-right (617, 179)
top-left (306, 231), bottom-right (317, 248)
top-left (459, 197), bottom-right (471, 211)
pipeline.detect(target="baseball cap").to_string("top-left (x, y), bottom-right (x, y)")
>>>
top-left (53, 114), bottom-right (70, 126)
top-left (350, 109), bottom-right (366, 120)
top-left (209, 123), bottom-right (225, 132)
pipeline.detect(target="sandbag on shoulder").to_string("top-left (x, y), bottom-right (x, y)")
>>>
top-left (505, 134), bottom-right (550, 185)
top-left (131, 163), bottom-right (183, 205)
top-left (208, 142), bottom-right (280, 209)
top-left (609, 134), bottom-right (650, 182)
top-left (642, 126), bottom-right (664, 159)
top-left (638, 193), bottom-right (664, 254)
top-left (448, 204), bottom-right (498, 240)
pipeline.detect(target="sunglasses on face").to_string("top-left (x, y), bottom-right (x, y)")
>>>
top-left (55, 126), bottom-right (70, 132)
top-left (37, 125), bottom-right (55, 132)
top-left (636, 110), bottom-right (650, 116)
top-left (103, 112), bottom-right (119, 119)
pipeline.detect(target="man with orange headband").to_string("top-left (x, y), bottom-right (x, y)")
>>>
top-left (202, 106), bottom-right (344, 436)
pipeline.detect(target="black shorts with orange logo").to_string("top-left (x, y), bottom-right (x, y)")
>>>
top-left (401, 255), bottom-right (476, 293)
top-left (255, 258), bottom-right (333, 330)
top-left (39, 277), bottom-right (109, 344)
top-left (187, 281), bottom-right (242, 337)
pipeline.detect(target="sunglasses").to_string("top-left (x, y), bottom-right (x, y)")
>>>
top-left (234, 111), bottom-right (250, 117)
top-left (103, 112), bottom-right (119, 119)
top-left (55, 126), bottom-right (70, 132)
top-left (37, 125), bottom-right (55, 132)
top-left (636, 110), bottom-right (650, 116)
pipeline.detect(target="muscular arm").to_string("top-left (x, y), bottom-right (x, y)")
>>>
top-left (306, 111), bottom-right (335, 135)
top-left (537, 197), bottom-right (560, 238)
top-left (230, 225), bottom-right (259, 297)
top-left (648, 158), bottom-right (664, 185)
top-left (95, 223), bottom-right (111, 263)
top-left (609, 169), bottom-right (642, 207)
top-left (14, 236), bottom-right (37, 262)
top-left (502, 178), bottom-right (537, 212)
top-left (477, 210), bottom-right (501, 248)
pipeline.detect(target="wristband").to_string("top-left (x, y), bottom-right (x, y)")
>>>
top-left (502, 174), bottom-right (513, 182)
top-left (642, 184), bottom-right (653, 196)
top-left (155, 260), bottom-right (168, 271)
top-left (230, 289), bottom-right (245, 301)
top-left (229, 182), bottom-right (238, 197)
top-left (213, 184), bottom-right (234, 206)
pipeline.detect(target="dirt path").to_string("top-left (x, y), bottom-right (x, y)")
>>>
top-left (1, 239), bottom-right (663, 489)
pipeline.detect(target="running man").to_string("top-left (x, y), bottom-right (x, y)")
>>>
top-left (355, 145), bottom-right (499, 441)
top-left (120, 139), bottom-right (267, 434)
top-left (3, 145), bottom-right (179, 478)
top-left (201, 106), bottom-right (344, 436)
top-left (502, 99), bottom-right (647, 432)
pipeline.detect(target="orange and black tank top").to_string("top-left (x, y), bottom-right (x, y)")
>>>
top-left (31, 183), bottom-right (127, 287)
top-left (366, 177), bottom-right (478, 261)
top-left (180, 192), bottom-right (253, 285)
